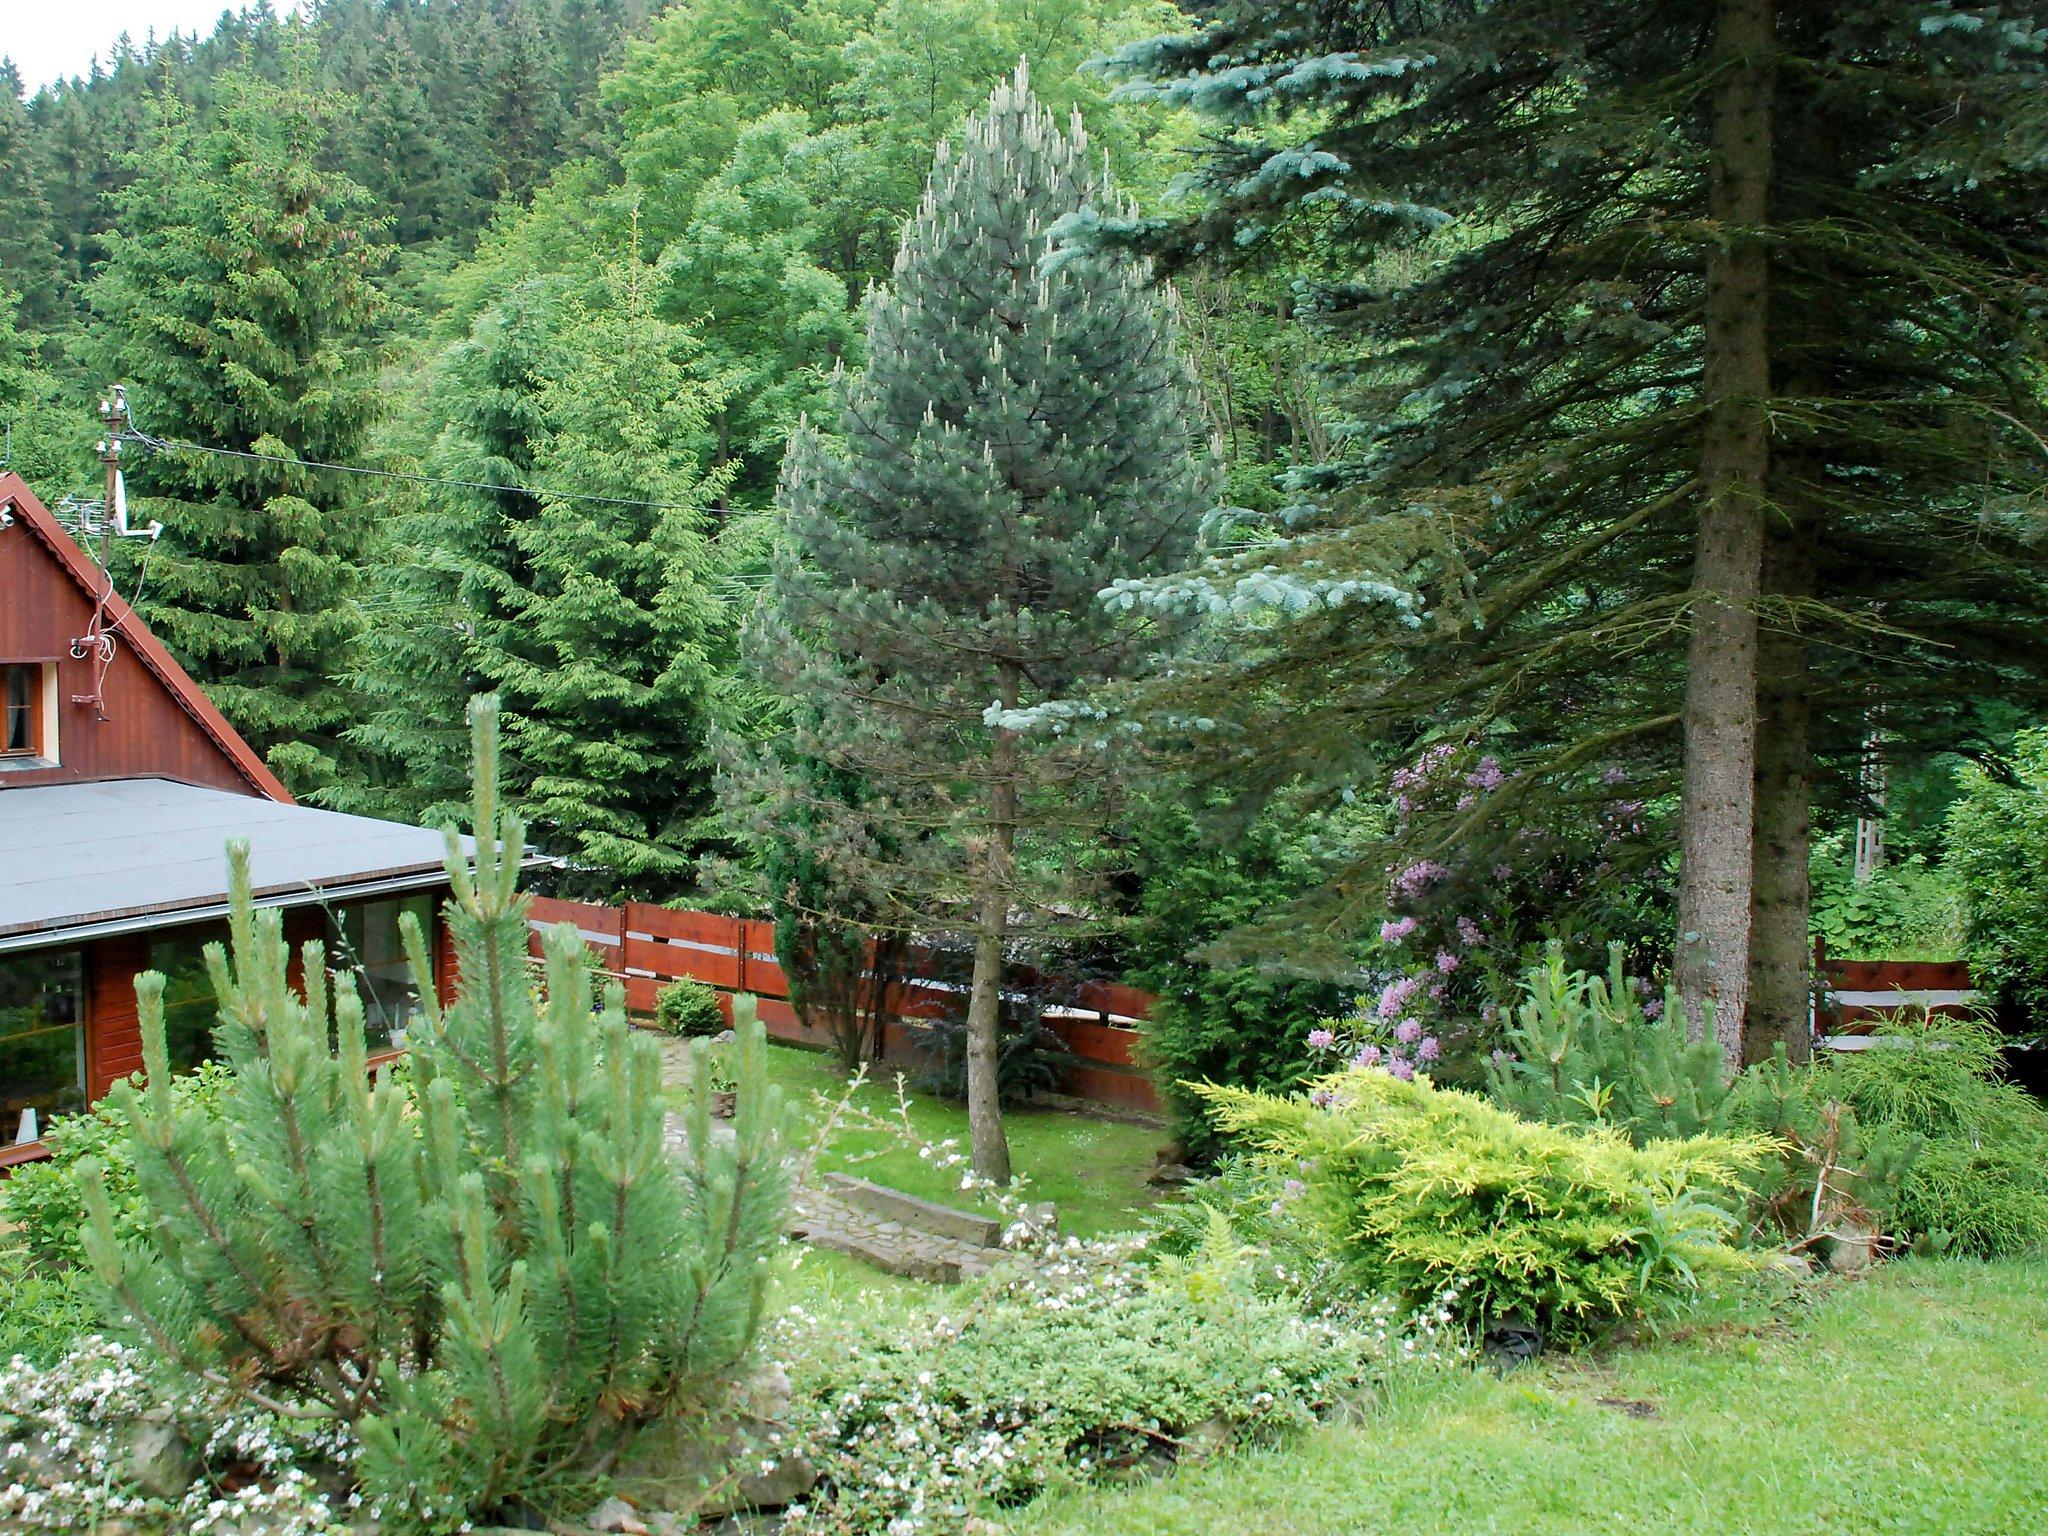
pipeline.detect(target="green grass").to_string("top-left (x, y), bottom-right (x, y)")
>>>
top-left (702, 1042), bottom-right (1167, 1238)
top-left (1008, 1258), bottom-right (2048, 1535)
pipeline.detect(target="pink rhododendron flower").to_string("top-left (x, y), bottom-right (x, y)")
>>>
top-left (1394, 1018), bottom-right (1424, 1045)
top-left (1380, 915), bottom-right (1419, 943)
top-left (1435, 948), bottom-right (1460, 975)
top-left (1387, 1058), bottom-right (1416, 1081)
top-left (1307, 1027), bottom-right (1337, 1052)
top-left (1376, 976), bottom-right (1421, 1019)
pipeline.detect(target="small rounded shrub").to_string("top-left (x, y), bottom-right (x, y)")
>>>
top-left (655, 976), bottom-right (727, 1037)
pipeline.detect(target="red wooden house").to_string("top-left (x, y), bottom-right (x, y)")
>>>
top-left (1, 471), bottom-right (458, 1165)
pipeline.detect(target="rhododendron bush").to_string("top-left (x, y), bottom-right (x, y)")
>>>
top-left (1350, 743), bottom-right (1670, 1079)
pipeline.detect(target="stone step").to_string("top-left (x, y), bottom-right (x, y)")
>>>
top-left (821, 1172), bottom-right (1003, 1247)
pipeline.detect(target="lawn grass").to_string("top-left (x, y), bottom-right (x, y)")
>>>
top-left (671, 1041), bottom-right (1168, 1238)
top-left (1010, 1258), bottom-right (2048, 1536)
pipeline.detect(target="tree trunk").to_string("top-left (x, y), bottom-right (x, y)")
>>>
top-left (1745, 512), bottom-right (1814, 1065)
top-left (1677, 0), bottom-right (1776, 1066)
top-left (964, 668), bottom-right (1020, 1185)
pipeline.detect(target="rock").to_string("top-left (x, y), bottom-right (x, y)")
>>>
top-left (613, 1367), bottom-right (817, 1519)
top-left (1178, 1415), bottom-right (1233, 1460)
top-left (712, 1029), bottom-right (737, 1044)
top-left (1148, 1162), bottom-right (1199, 1187)
top-left (121, 1409), bottom-right (200, 1502)
top-left (1823, 1217), bottom-right (1880, 1274)
top-left (583, 1495), bottom-right (650, 1533)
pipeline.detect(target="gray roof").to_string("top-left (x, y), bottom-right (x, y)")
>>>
top-left (0, 778), bottom-right (462, 951)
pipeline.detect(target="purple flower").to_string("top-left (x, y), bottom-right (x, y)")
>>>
top-left (1377, 976), bottom-right (1421, 1019)
top-left (1435, 948), bottom-right (1461, 975)
top-left (1282, 1177), bottom-right (1307, 1199)
top-left (1603, 764), bottom-right (1628, 786)
top-left (1380, 915), bottom-right (1419, 944)
top-left (1643, 998), bottom-right (1664, 1020)
top-left (1307, 1027), bottom-right (1337, 1052)
top-left (1466, 757), bottom-right (1506, 791)
top-left (1418, 1036), bottom-right (1442, 1062)
top-left (1457, 916), bottom-right (1484, 947)
top-left (1387, 1058), bottom-right (1416, 1081)
top-left (1391, 860), bottom-right (1449, 899)
top-left (1395, 1018), bottom-right (1424, 1045)
top-left (1492, 863), bottom-right (1514, 882)
top-left (1310, 1089), bottom-right (1336, 1109)
top-left (1352, 1044), bottom-right (1382, 1069)
top-left (1490, 1048), bottom-right (1515, 1067)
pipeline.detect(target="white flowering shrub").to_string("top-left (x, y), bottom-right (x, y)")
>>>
top-left (0, 1335), bottom-right (398, 1536)
top-left (768, 1229), bottom-right (1460, 1535)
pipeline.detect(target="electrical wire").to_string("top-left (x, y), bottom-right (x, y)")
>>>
top-left (113, 428), bottom-right (712, 514)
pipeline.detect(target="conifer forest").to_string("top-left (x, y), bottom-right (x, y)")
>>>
top-left (5, 5), bottom-right (2048, 1535)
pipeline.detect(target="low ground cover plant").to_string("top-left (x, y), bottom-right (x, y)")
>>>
top-left (773, 1224), bottom-right (1459, 1536)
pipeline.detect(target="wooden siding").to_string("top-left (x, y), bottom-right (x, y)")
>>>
top-left (0, 474), bottom-right (283, 798)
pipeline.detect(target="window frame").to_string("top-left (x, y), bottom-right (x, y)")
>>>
top-left (0, 660), bottom-right (57, 764)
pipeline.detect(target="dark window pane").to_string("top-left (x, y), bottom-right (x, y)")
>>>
top-left (148, 927), bottom-right (227, 1075)
top-left (0, 948), bottom-right (87, 1142)
top-left (329, 896), bottom-right (433, 1049)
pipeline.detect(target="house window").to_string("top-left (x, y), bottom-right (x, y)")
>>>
top-left (0, 948), bottom-right (87, 1143)
top-left (148, 926), bottom-right (230, 1075)
top-left (2, 662), bottom-right (54, 763)
top-left (329, 895), bottom-right (435, 1049)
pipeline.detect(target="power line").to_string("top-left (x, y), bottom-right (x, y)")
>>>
top-left (113, 427), bottom-right (712, 514)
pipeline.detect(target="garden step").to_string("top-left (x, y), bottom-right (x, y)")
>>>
top-left (821, 1172), bottom-right (1004, 1247)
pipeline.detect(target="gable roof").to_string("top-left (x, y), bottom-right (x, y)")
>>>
top-left (0, 471), bottom-right (289, 802)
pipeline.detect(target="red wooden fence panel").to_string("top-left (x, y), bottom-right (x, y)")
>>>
top-left (515, 898), bottom-right (1161, 1111)
top-left (1816, 950), bottom-right (1979, 1038)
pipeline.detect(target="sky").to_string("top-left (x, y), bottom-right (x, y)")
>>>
top-left (6, 4), bottom-right (308, 93)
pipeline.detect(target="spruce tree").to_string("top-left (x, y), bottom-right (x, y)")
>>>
top-left (85, 32), bottom-right (386, 790)
top-left (349, 262), bottom-right (738, 897)
top-left (1081, 0), bottom-right (2048, 1065)
top-left (0, 63), bottom-right (69, 337)
top-left (480, 265), bottom-right (737, 897)
top-left (745, 66), bottom-right (1215, 1181)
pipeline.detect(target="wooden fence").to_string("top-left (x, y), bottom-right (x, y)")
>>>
top-left (1816, 949), bottom-right (1980, 1048)
top-left (524, 896), bottom-right (1161, 1112)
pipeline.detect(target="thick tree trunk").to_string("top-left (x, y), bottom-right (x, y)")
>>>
top-left (964, 674), bottom-right (1019, 1186)
top-left (1677, 0), bottom-right (1776, 1066)
top-left (1745, 514), bottom-right (1814, 1065)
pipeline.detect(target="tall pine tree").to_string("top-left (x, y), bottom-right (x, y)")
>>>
top-left (1080, 0), bottom-right (2048, 1065)
top-left (86, 30), bottom-right (386, 791)
top-left (745, 67), bottom-right (1215, 1180)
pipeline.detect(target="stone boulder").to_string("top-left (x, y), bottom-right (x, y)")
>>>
top-left (611, 1364), bottom-right (818, 1520)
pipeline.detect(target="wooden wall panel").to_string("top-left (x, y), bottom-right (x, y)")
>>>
top-left (0, 520), bottom-right (260, 795)
top-left (86, 934), bottom-right (148, 1097)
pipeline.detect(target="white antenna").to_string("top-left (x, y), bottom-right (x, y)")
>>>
top-left (68, 384), bottom-right (164, 721)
